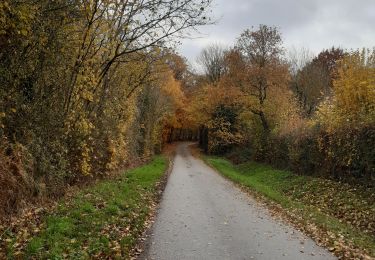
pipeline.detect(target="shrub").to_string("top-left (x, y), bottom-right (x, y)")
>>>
top-left (0, 139), bottom-right (34, 216)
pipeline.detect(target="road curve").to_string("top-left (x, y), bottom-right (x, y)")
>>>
top-left (143, 142), bottom-right (335, 260)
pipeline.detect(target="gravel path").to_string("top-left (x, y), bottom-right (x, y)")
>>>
top-left (143, 143), bottom-right (336, 260)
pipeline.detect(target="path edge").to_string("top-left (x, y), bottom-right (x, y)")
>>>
top-left (132, 151), bottom-right (175, 259)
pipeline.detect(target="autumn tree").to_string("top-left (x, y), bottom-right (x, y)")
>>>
top-left (0, 0), bottom-right (214, 212)
top-left (292, 61), bottom-right (331, 115)
top-left (235, 25), bottom-right (289, 132)
top-left (291, 47), bottom-right (345, 116)
top-left (313, 47), bottom-right (346, 79)
top-left (288, 47), bottom-right (314, 76)
top-left (314, 48), bottom-right (375, 179)
top-left (197, 43), bottom-right (227, 84)
top-left (317, 48), bottom-right (375, 127)
top-left (188, 82), bottom-right (244, 153)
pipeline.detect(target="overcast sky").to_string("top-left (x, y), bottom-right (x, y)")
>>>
top-left (178, 0), bottom-right (375, 68)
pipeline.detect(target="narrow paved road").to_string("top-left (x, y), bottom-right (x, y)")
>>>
top-left (144, 143), bottom-right (335, 260)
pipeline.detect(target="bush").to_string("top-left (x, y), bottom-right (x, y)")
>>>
top-left (237, 122), bottom-right (375, 183)
top-left (0, 139), bottom-right (34, 216)
top-left (318, 124), bottom-right (375, 181)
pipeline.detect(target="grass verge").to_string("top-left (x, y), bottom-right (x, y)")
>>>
top-left (2, 155), bottom-right (168, 259)
top-left (204, 156), bottom-right (375, 259)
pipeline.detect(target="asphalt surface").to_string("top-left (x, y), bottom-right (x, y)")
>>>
top-left (144, 143), bottom-right (336, 260)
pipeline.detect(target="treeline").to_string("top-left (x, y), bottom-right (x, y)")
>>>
top-left (188, 25), bottom-right (375, 182)
top-left (0, 0), bottom-right (211, 215)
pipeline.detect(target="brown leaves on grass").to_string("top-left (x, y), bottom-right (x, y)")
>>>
top-left (1, 157), bottom-right (170, 259)
top-left (0, 206), bottom-right (51, 258)
top-left (284, 178), bottom-right (375, 236)
top-left (241, 189), bottom-right (374, 259)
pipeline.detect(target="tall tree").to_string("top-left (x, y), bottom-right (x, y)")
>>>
top-left (291, 47), bottom-right (345, 116)
top-left (235, 25), bottom-right (288, 132)
top-left (0, 0), bottom-right (214, 205)
top-left (197, 43), bottom-right (226, 84)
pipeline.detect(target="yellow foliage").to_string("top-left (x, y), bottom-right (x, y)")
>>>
top-left (160, 69), bottom-right (185, 108)
top-left (0, 1), bottom-right (35, 40)
top-left (316, 49), bottom-right (375, 130)
top-left (81, 89), bottom-right (94, 102)
top-left (76, 118), bottom-right (94, 135)
top-left (188, 83), bottom-right (243, 128)
top-left (334, 49), bottom-right (375, 118)
top-left (79, 142), bottom-right (91, 176)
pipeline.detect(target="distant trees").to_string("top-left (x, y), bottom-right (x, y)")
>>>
top-left (290, 47), bottom-right (346, 116)
top-left (316, 49), bottom-right (375, 129)
top-left (198, 44), bottom-right (226, 84)
top-left (313, 49), bottom-right (375, 179)
top-left (190, 25), bottom-right (374, 181)
top-left (1, 1), bottom-right (374, 216)
top-left (189, 82), bottom-right (244, 153)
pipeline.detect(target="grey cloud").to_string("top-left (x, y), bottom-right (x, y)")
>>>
top-left (178, 0), bottom-right (375, 65)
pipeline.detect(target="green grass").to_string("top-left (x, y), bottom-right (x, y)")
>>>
top-left (205, 156), bottom-right (375, 258)
top-left (9, 155), bottom-right (168, 259)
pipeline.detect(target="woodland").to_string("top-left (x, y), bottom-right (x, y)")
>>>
top-left (0, 0), bottom-right (374, 221)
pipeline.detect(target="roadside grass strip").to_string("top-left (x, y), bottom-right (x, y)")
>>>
top-left (5, 156), bottom-right (167, 259)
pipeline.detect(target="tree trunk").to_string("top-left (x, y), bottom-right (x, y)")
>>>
top-left (259, 111), bottom-right (270, 132)
top-left (198, 126), bottom-right (209, 153)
